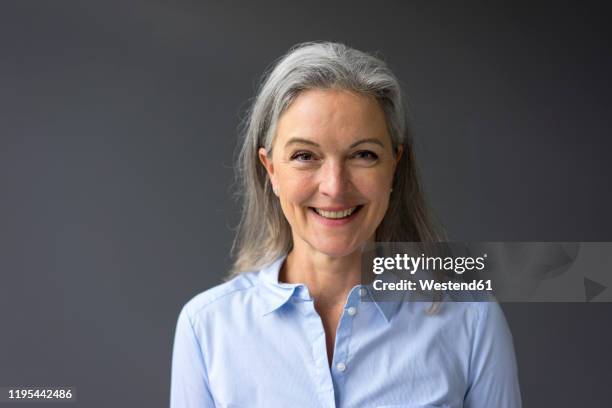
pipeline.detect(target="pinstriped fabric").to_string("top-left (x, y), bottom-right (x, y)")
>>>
top-left (171, 255), bottom-right (521, 408)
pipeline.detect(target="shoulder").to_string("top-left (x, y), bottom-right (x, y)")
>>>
top-left (180, 270), bottom-right (261, 323)
top-left (442, 301), bottom-right (510, 337)
top-left (419, 300), bottom-right (510, 346)
top-left (471, 300), bottom-right (511, 335)
top-left (445, 293), bottom-right (508, 337)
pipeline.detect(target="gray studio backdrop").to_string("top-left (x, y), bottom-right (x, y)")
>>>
top-left (1, 1), bottom-right (611, 407)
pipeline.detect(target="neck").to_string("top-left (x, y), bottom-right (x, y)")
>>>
top-left (280, 240), bottom-right (363, 308)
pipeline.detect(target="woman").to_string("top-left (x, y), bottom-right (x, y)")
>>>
top-left (171, 42), bottom-right (521, 407)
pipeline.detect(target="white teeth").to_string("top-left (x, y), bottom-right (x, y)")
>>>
top-left (314, 207), bottom-right (358, 219)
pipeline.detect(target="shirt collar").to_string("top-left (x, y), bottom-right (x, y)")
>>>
top-left (257, 253), bottom-right (403, 322)
top-left (257, 254), bottom-right (303, 316)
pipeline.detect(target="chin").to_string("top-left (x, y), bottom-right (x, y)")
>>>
top-left (310, 238), bottom-right (365, 259)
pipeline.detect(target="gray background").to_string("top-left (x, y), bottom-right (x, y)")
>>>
top-left (1, 1), bottom-right (611, 407)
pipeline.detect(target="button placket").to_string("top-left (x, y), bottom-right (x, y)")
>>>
top-left (329, 286), bottom-right (363, 407)
top-left (301, 299), bottom-right (336, 408)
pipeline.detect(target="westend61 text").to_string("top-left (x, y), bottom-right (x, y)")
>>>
top-left (373, 279), bottom-right (493, 292)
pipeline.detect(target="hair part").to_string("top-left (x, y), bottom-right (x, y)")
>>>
top-left (229, 41), bottom-right (442, 276)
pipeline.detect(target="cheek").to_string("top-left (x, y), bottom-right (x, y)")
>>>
top-left (356, 171), bottom-right (393, 203)
top-left (366, 182), bottom-right (390, 199)
top-left (279, 172), bottom-right (316, 206)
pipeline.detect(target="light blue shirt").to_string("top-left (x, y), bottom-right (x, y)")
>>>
top-left (170, 255), bottom-right (521, 407)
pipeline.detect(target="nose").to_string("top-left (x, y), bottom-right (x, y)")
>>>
top-left (319, 159), bottom-right (351, 198)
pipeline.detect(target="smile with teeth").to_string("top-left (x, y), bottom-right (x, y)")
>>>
top-left (312, 206), bottom-right (361, 219)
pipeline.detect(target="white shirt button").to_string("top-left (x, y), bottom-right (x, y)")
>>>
top-left (359, 288), bottom-right (367, 297)
top-left (336, 362), bottom-right (346, 372)
top-left (347, 306), bottom-right (357, 316)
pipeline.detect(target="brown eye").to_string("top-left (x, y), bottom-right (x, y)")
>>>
top-left (290, 151), bottom-right (316, 162)
top-left (353, 150), bottom-right (378, 160)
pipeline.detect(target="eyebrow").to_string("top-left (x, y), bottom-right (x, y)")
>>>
top-left (284, 137), bottom-right (385, 149)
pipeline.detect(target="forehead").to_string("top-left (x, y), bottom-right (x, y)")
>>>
top-left (274, 88), bottom-right (390, 148)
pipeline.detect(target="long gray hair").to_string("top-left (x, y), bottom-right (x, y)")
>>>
top-left (229, 41), bottom-right (442, 276)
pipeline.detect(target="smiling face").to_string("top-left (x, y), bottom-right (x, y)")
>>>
top-left (259, 88), bottom-right (402, 259)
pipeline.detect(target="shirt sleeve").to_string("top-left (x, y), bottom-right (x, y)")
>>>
top-left (464, 302), bottom-right (522, 408)
top-left (170, 305), bottom-right (216, 408)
